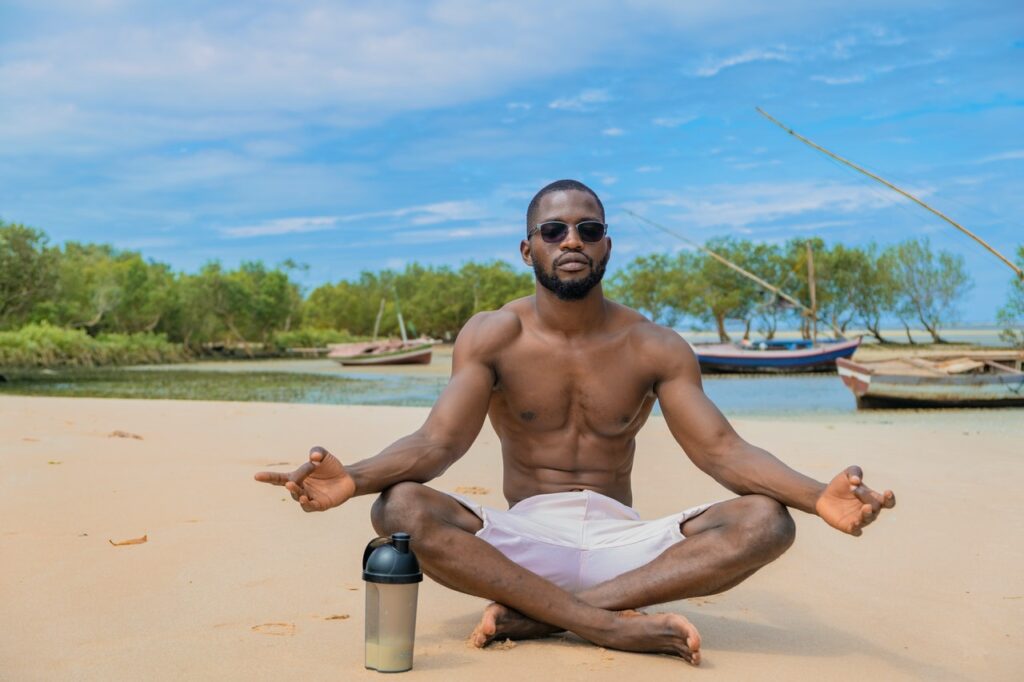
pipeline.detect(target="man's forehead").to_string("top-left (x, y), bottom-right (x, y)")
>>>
top-left (536, 190), bottom-right (603, 220)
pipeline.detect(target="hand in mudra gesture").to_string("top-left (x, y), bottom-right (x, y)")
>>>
top-left (815, 465), bottom-right (895, 536)
top-left (254, 446), bottom-right (355, 512)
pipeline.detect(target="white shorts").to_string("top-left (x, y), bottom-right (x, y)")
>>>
top-left (449, 489), bottom-right (714, 593)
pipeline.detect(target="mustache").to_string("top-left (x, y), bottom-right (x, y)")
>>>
top-left (555, 254), bottom-right (593, 266)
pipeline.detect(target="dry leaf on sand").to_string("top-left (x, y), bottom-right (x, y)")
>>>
top-left (251, 622), bottom-right (295, 636)
top-left (109, 534), bottom-right (148, 546)
top-left (324, 614), bottom-right (350, 620)
top-left (108, 430), bottom-right (143, 440)
top-left (454, 485), bottom-right (489, 495)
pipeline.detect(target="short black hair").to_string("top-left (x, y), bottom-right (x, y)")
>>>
top-left (526, 179), bottom-right (605, 235)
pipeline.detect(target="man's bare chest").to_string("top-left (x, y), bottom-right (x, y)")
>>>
top-left (490, 341), bottom-right (657, 435)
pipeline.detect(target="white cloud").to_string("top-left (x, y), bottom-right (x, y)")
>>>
top-left (631, 180), bottom-right (928, 230)
top-left (222, 216), bottom-right (339, 238)
top-left (635, 165), bottom-right (661, 173)
top-left (506, 102), bottom-right (532, 110)
top-left (602, 127), bottom-right (625, 136)
top-left (221, 200), bottom-right (488, 238)
top-left (695, 47), bottom-right (791, 77)
top-left (652, 115), bottom-right (696, 128)
top-left (974, 150), bottom-right (1024, 164)
top-left (811, 73), bottom-right (867, 85)
top-left (548, 88), bottom-right (611, 111)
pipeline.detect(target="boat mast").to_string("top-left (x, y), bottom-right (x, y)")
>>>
top-left (371, 298), bottom-right (386, 341)
top-left (625, 209), bottom-right (845, 338)
top-left (392, 288), bottom-right (409, 343)
top-left (756, 107), bottom-right (1024, 282)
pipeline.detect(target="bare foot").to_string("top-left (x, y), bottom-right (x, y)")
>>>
top-left (470, 603), bottom-right (562, 647)
top-left (592, 611), bottom-right (702, 666)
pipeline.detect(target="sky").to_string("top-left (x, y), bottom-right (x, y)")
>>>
top-left (2, 0), bottom-right (1022, 323)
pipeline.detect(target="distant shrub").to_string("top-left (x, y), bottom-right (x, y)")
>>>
top-left (270, 327), bottom-right (362, 350)
top-left (0, 323), bottom-right (187, 368)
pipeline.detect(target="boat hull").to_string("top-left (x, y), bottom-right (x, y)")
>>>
top-left (328, 342), bottom-right (435, 366)
top-left (837, 358), bottom-right (1024, 408)
top-left (694, 338), bottom-right (861, 373)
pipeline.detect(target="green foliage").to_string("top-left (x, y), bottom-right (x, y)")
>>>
top-left (303, 260), bottom-right (532, 340)
top-left (847, 244), bottom-right (897, 343)
top-left (996, 246), bottom-right (1024, 348)
top-left (0, 221), bottom-right (57, 329)
top-left (607, 253), bottom-right (681, 325)
top-left (270, 327), bottom-right (362, 349)
top-left (0, 323), bottom-right (186, 368)
top-left (887, 238), bottom-right (973, 343)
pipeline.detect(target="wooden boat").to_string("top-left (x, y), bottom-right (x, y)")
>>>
top-left (327, 339), bottom-right (436, 366)
top-left (694, 337), bottom-right (861, 373)
top-left (836, 353), bottom-right (1024, 408)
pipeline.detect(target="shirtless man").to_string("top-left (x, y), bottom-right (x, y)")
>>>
top-left (255, 179), bottom-right (895, 665)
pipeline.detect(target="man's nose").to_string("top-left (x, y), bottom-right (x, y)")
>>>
top-left (559, 225), bottom-right (584, 249)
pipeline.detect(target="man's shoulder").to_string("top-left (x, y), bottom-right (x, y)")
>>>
top-left (455, 300), bottom-right (528, 357)
top-left (612, 304), bottom-right (696, 365)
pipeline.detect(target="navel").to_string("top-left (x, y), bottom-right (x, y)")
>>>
top-left (520, 410), bottom-right (536, 422)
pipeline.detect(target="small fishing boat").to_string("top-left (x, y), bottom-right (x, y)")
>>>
top-left (694, 337), bottom-right (861, 373)
top-left (328, 339), bottom-right (436, 366)
top-left (836, 353), bottom-right (1024, 408)
top-left (328, 295), bottom-right (436, 366)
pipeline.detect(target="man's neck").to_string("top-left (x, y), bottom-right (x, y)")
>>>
top-left (533, 283), bottom-right (609, 337)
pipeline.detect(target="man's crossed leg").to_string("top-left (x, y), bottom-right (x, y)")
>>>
top-left (371, 482), bottom-right (796, 665)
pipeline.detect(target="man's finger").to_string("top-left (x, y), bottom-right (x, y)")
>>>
top-left (882, 490), bottom-right (896, 508)
top-left (845, 465), bottom-right (864, 486)
top-left (285, 481), bottom-right (305, 499)
top-left (291, 461), bottom-right (317, 486)
top-left (254, 471), bottom-right (289, 486)
top-left (299, 494), bottom-right (323, 513)
top-left (852, 486), bottom-right (882, 513)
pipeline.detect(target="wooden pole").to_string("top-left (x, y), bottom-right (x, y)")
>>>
top-left (756, 107), bottom-right (1024, 281)
top-left (371, 298), bottom-right (385, 341)
top-left (624, 210), bottom-right (846, 338)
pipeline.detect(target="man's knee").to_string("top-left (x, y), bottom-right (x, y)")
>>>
top-left (734, 494), bottom-right (796, 559)
top-left (371, 481), bottom-right (434, 537)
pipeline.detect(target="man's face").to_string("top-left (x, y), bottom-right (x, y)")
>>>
top-left (521, 190), bottom-right (611, 301)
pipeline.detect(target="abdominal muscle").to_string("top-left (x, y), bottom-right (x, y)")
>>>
top-left (491, 423), bottom-right (640, 508)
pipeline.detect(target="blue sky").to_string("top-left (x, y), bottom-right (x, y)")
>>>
top-left (2, 1), bottom-right (1022, 322)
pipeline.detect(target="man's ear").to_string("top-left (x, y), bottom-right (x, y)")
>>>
top-left (520, 239), bottom-right (533, 266)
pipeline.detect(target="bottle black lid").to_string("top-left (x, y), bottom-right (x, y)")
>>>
top-left (362, 532), bottom-right (423, 584)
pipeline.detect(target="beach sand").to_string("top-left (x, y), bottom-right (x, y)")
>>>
top-left (1, 395), bottom-right (1021, 680)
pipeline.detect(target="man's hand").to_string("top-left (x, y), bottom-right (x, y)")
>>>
top-left (814, 465), bottom-right (896, 536)
top-left (254, 446), bottom-right (355, 512)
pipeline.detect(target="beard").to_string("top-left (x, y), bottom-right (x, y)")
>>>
top-left (533, 251), bottom-right (610, 301)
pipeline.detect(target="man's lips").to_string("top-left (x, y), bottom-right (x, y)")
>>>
top-left (556, 254), bottom-right (590, 272)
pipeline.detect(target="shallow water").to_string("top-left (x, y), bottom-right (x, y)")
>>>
top-left (3, 362), bottom-right (1021, 423)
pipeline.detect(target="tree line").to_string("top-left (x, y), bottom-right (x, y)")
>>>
top-left (1, 221), bottom-right (1021, 357)
top-left (607, 235), bottom-right (999, 344)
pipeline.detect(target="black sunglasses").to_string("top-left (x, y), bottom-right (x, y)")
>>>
top-left (528, 220), bottom-right (608, 244)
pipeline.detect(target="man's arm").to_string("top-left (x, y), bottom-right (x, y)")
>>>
top-left (345, 313), bottom-right (500, 496)
top-left (647, 328), bottom-right (893, 533)
top-left (255, 311), bottom-right (507, 510)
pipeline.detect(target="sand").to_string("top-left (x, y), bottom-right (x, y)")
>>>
top-left (1, 395), bottom-right (1022, 681)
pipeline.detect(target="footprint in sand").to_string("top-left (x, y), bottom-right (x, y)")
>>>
top-left (251, 622), bottom-right (296, 636)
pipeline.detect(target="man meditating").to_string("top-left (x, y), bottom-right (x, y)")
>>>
top-left (255, 179), bottom-right (895, 665)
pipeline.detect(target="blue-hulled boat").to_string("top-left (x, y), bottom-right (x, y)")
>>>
top-left (693, 337), bottom-right (861, 373)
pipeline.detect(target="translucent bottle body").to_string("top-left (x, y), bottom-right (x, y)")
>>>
top-left (364, 582), bottom-right (419, 672)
